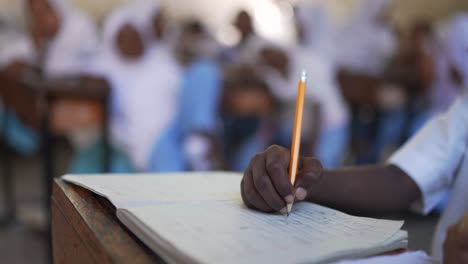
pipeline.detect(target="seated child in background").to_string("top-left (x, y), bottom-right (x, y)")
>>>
top-left (151, 20), bottom-right (222, 171)
top-left (72, 2), bottom-right (182, 173)
top-left (0, 0), bottom-right (100, 156)
top-left (257, 42), bottom-right (350, 168)
top-left (221, 65), bottom-right (277, 171)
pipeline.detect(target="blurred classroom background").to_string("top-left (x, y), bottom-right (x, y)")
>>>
top-left (1, 0), bottom-right (467, 263)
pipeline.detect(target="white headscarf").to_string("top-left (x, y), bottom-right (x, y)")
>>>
top-left (32, 0), bottom-right (100, 77)
top-left (0, 27), bottom-right (35, 68)
top-left (256, 40), bottom-right (349, 131)
top-left (296, 3), bottom-right (335, 60)
top-left (0, 0), bottom-right (99, 77)
top-left (429, 13), bottom-right (468, 114)
top-left (125, 0), bottom-right (161, 43)
top-left (99, 1), bottom-right (182, 171)
top-left (445, 13), bottom-right (468, 89)
top-left (0, 2), bottom-right (36, 69)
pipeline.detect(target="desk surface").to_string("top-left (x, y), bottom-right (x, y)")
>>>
top-left (51, 179), bottom-right (407, 264)
top-left (51, 179), bottom-right (164, 264)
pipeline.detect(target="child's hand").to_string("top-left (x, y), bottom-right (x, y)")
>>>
top-left (240, 145), bottom-right (323, 214)
top-left (444, 214), bottom-right (468, 264)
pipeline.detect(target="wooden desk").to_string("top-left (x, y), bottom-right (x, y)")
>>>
top-left (1, 71), bottom-right (112, 262)
top-left (0, 73), bottom-right (112, 218)
top-left (51, 179), bottom-right (164, 264)
top-left (51, 179), bottom-right (407, 263)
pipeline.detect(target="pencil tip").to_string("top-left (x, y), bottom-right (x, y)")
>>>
top-left (287, 203), bottom-right (293, 215)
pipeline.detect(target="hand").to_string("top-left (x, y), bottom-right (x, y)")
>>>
top-left (240, 145), bottom-right (323, 214)
top-left (444, 214), bottom-right (468, 264)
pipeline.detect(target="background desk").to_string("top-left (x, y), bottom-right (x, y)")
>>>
top-left (51, 179), bottom-right (164, 264)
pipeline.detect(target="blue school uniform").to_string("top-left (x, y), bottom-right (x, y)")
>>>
top-left (148, 59), bottom-right (222, 172)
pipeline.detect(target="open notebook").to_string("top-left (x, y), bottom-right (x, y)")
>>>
top-left (63, 172), bottom-right (408, 264)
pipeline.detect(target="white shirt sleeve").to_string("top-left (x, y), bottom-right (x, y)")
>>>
top-left (388, 94), bottom-right (468, 215)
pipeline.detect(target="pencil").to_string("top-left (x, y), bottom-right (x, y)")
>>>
top-left (287, 70), bottom-right (307, 216)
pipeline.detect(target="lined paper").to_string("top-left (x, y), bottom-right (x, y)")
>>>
top-left (63, 172), bottom-right (407, 263)
top-left (126, 199), bottom-right (404, 264)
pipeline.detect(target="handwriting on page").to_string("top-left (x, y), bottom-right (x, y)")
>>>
top-left (127, 200), bottom-right (404, 264)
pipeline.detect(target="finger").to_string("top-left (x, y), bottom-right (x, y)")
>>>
top-left (264, 145), bottom-right (294, 203)
top-left (294, 157), bottom-right (323, 201)
top-left (251, 154), bottom-right (287, 212)
top-left (455, 218), bottom-right (468, 249)
top-left (242, 165), bottom-right (274, 212)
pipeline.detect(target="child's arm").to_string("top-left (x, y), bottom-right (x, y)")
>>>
top-left (241, 145), bottom-right (420, 215)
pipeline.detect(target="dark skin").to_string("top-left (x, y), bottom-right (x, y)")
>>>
top-left (240, 145), bottom-right (421, 215)
top-left (233, 10), bottom-right (254, 44)
top-left (115, 24), bottom-right (145, 60)
top-left (27, 0), bottom-right (60, 51)
top-left (152, 9), bottom-right (167, 41)
top-left (174, 20), bottom-right (207, 66)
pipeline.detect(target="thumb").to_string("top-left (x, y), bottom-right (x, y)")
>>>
top-left (294, 157), bottom-right (323, 201)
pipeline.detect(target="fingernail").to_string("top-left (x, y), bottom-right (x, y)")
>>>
top-left (285, 195), bottom-right (294, 204)
top-left (280, 206), bottom-right (288, 215)
top-left (295, 187), bottom-right (307, 200)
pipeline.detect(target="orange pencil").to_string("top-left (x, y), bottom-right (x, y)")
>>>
top-left (287, 70), bottom-right (307, 216)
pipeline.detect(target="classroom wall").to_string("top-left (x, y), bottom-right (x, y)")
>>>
top-left (1, 0), bottom-right (467, 31)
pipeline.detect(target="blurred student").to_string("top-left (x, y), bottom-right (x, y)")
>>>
top-left (220, 10), bottom-right (266, 65)
top-left (430, 13), bottom-right (468, 115)
top-left (371, 21), bottom-right (436, 161)
top-left (295, 4), bottom-right (336, 63)
top-left (0, 0), bottom-right (99, 156)
top-left (25, 0), bottom-right (99, 77)
top-left (293, 4), bottom-right (350, 168)
top-left (221, 66), bottom-right (277, 171)
top-left (336, 0), bottom-right (397, 76)
top-left (256, 40), bottom-right (349, 168)
top-left (77, 3), bottom-right (182, 173)
top-left (127, 0), bottom-right (174, 51)
top-left (0, 17), bottom-right (38, 156)
top-left (148, 20), bottom-right (222, 171)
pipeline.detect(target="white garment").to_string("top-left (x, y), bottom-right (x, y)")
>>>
top-left (0, 28), bottom-right (36, 68)
top-left (429, 13), bottom-right (468, 115)
top-left (445, 13), bottom-right (468, 89)
top-left (296, 3), bottom-right (336, 62)
top-left (265, 46), bottom-right (349, 131)
top-left (389, 93), bottom-right (468, 261)
top-left (335, 0), bottom-right (396, 75)
top-left (429, 49), bottom-right (459, 115)
top-left (0, 0), bottom-right (99, 77)
top-left (97, 2), bottom-right (181, 171)
top-left (43, 0), bottom-right (100, 78)
top-left (231, 34), bottom-right (270, 65)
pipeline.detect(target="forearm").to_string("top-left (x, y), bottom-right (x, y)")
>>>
top-left (306, 164), bottom-right (421, 215)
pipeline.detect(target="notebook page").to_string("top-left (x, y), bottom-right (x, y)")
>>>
top-left (62, 172), bottom-right (241, 208)
top-left (123, 199), bottom-right (405, 264)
